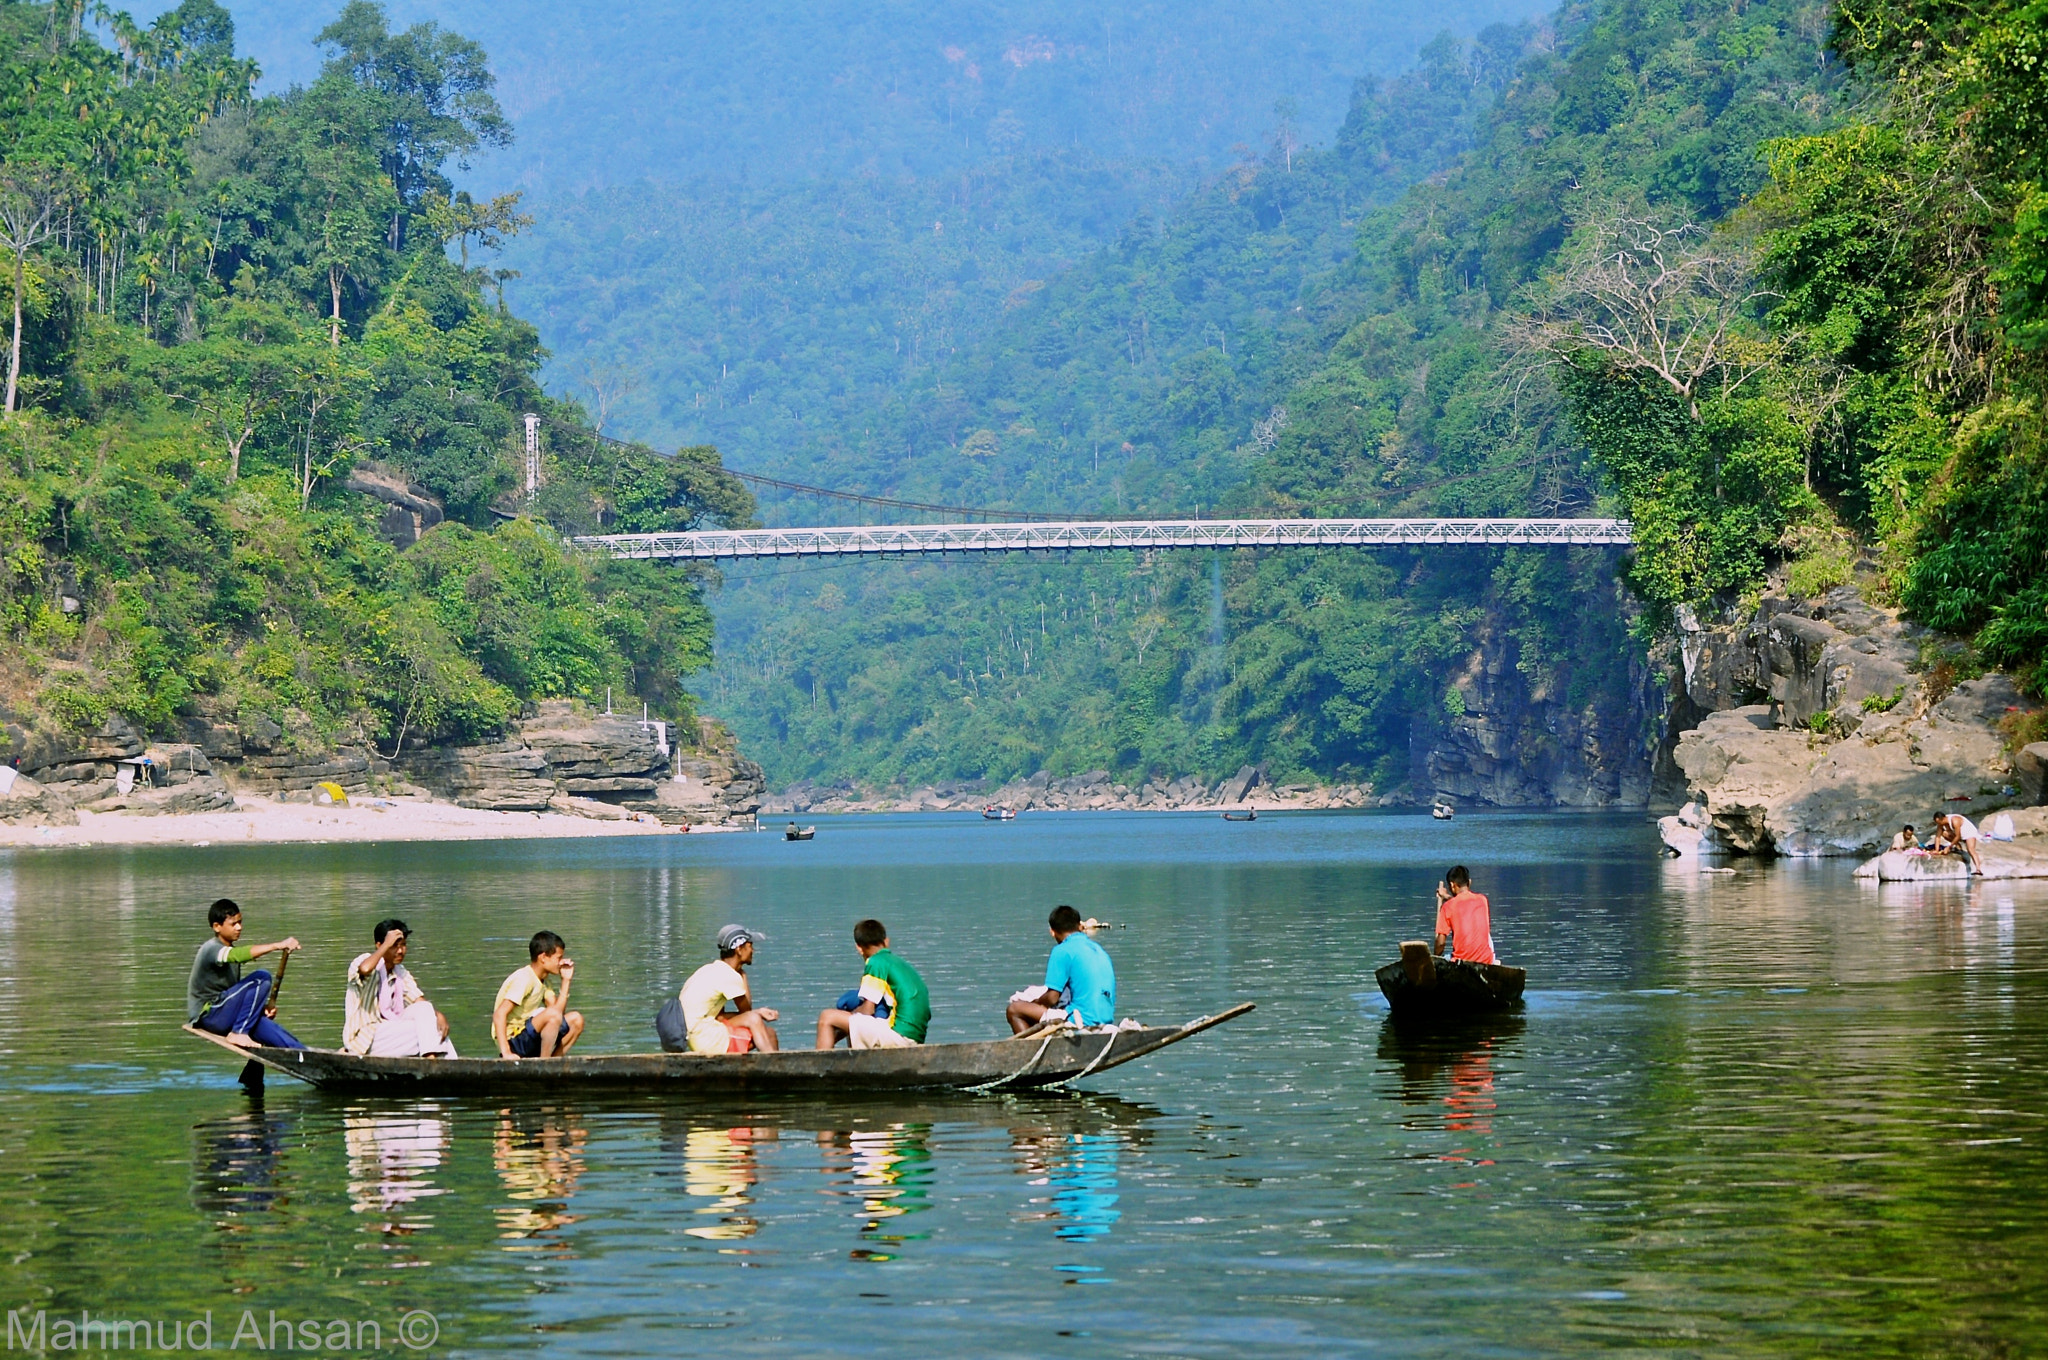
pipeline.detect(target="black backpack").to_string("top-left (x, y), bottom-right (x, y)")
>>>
top-left (654, 996), bottom-right (690, 1052)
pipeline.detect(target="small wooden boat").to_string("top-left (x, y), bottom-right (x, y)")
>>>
top-left (982, 805), bottom-right (1017, 820)
top-left (1431, 801), bottom-right (1455, 820)
top-left (784, 824), bottom-right (816, 840)
top-left (1221, 809), bottom-right (1257, 822)
top-left (1375, 941), bottom-right (1523, 1019)
top-left (184, 1003), bottom-right (1255, 1096)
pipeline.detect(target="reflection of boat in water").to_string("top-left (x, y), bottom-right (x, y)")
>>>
top-left (982, 806), bottom-right (1017, 820)
top-left (1376, 1013), bottom-right (1523, 1136)
top-left (1375, 942), bottom-right (1524, 1020)
top-left (191, 1102), bottom-right (290, 1220)
top-left (493, 1107), bottom-right (589, 1244)
top-left (186, 1004), bottom-right (1254, 1096)
top-left (344, 1111), bottom-right (449, 1225)
top-left (784, 823), bottom-right (816, 841)
top-left (1221, 809), bottom-right (1257, 822)
top-left (1431, 800), bottom-right (1455, 820)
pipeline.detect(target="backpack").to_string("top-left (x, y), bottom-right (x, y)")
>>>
top-left (654, 996), bottom-right (690, 1052)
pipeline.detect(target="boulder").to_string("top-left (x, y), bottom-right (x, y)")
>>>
top-left (1670, 707), bottom-right (1822, 852)
top-left (2019, 742), bottom-right (2048, 806)
top-left (1218, 764), bottom-right (1263, 804)
top-left (17, 716), bottom-right (145, 775)
top-left (0, 772), bottom-right (78, 825)
top-left (1854, 843), bottom-right (2048, 880)
top-left (85, 775), bottom-right (236, 816)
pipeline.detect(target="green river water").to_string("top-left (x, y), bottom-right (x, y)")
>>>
top-left (0, 810), bottom-right (2043, 1357)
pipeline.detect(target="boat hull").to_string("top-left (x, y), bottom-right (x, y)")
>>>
top-left (1375, 949), bottom-right (1524, 1019)
top-left (187, 1004), bottom-right (1253, 1096)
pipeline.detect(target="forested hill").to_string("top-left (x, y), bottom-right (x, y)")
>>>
top-left (0, 0), bottom-right (750, 757)
top-left (704, 0), bottom-right (2048, 796)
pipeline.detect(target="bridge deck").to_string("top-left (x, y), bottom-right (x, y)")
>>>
top-left (574, 518), bottom-right (1634, 561)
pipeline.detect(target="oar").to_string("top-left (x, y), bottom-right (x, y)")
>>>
top-left (238, 946), bottom-right (294, 1091)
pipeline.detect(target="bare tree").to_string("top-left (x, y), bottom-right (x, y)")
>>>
top-left (579, 361), bottom-right (639, 439)
top-left (1505, 210), bottom-right (1779, 417)
top-left (0, 174), bottom-right (64, 417)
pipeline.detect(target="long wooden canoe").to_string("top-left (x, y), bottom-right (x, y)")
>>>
top-left (184, 1003), bottom-right (1255, 1095)
top-left (1375, 941), bottom-right (1524, 1019)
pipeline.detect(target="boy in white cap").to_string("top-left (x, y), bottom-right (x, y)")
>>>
top-left (676, 924), bottom-right (780, 1053)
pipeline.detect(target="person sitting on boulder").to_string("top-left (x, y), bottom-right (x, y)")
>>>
top-left (1890, 824), bottom-right (1919, 852)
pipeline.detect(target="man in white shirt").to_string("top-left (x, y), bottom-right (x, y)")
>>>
top-left (1937, 813), bottom-right (1986, 874)
top-left (676, 924), bottom-right (780, 1054)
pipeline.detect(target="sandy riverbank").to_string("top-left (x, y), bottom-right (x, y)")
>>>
top-left (0, 795), bottom-right (733, 850)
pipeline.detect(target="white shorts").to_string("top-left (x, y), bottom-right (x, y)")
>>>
top-left (847, 1012), bottom-right (917, 1049)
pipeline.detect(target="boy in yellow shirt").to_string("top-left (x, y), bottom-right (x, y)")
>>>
top-left (493, 931), bottom-right (584, 1059)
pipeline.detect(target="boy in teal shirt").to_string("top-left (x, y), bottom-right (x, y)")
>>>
top-left (814, 918), bottom-right (931, 1050)
top-left (1007, 904), bottom-right (1116, 1032)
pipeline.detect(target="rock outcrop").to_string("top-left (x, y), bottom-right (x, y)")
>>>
top-left (760, 767), bottom-right (1375, 815)
top-left (398, 703), bottom-right (763, 826)
top-left (1853, 806), bottom-right (2048, 878)
top-left (1660, 580), bottom-right (2038, 857)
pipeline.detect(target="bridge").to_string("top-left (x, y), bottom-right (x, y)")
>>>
top-left (573, 517), bottom-right (1634, 561)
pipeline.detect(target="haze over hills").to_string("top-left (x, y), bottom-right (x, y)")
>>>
top-left (133, 0), bottom-right (1558, 187)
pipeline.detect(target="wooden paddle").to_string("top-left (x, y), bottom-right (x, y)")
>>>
top-left (238, 946), bottom-right (295, 1091)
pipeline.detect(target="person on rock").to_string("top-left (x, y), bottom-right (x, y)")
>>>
top-left (815, 918), bottom-right (930, 1050)
top-left (1934, 813), bottom-right (1986, 874)
top-left (493, 931), bottom-right (584, 1059)
top-left (1890, 824), bottom-right (1920, 853)
top-left (676, 924), bottom-right (780, 1053)
top-left (345, 918), bottom-right (456, 1058)
top-left (188, 898), bottom-right (305, 1049)
top-left (1433, 865), bottom-right (1498, 965)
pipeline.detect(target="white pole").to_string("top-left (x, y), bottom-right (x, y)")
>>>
top-left (523, 413), bottom-right (540, 501)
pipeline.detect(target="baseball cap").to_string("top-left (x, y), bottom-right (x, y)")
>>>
top-left (717, 923), bottom-right (761, 953)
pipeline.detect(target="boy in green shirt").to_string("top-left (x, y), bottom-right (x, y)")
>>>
top-left (187, 897), bottom-right (305, 1049)
top-left (814, 918), bottom-right (930, 1050)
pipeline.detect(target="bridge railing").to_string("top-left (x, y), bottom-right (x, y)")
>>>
top-left (571, 518), bottom-right (1634, 561)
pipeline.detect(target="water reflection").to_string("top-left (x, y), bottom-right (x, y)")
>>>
top-left (817, 1122), bottom-right (933, 1260)
top-left (343, 1109), bottom-right (448, 1236)
top-left (673, 1123), bottom-right (778, 1244)
top-left (1379, 1016), bottom-right (1524, 1144)
top-left (493, 1107), bottom-right (588, 1251)
top-left (191, 1098), bottom-right (290, 1224)
top-left (1010, 1100), bottom-right (1151, 1246)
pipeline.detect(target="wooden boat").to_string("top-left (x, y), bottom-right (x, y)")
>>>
top-left (184, 1003), bottom-right (1255, 1096)
top-left (1375, 941), bottom-right (1523, 1019)
top-left (1431, 801), bottom-right (1455, 820)
top-left (981, 805), bottom-right (1016, 820)
top-left (784, 824), bottom-right (815, 840)
top-left (1220, 809), bottom-right (1257, 822)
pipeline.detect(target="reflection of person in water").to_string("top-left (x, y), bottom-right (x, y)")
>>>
top-left (191, 1102), bottom-right (290, 1222)
top-left (493, 1108), bottom-right (589, 1247)
top-left (680, 1126), bottom-right (779, 1242)
top-left (1013, 1127), bottom-right (1122, 1242)
top-left (344, 1113), bottom-right (449, 1234)
top-left (816, 1123), bottom-right (933, 1258)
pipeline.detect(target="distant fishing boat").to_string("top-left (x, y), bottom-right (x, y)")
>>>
top-left (982, 805), bottom-right (1017, 820)
top-left (1431, 800), bottom-right (1455, 820)
top-left (1221, 809), bottom-right (1257, 822)
top-left (184, 1005), bottom-right (1256, 1095)
top-left (1375, 941), bottom-right (1524, 1019)
top-left (784, 824), bottom-right (816, 841)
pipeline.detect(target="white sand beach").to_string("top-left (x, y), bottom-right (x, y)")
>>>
top-left (0, 795), bottom-right (734, 851)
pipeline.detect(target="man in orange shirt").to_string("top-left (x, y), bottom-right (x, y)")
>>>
top-left (1433, 865), bottom-right (1497, 964)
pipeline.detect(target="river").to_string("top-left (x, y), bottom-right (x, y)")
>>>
top-left (0, 810), bottom-right (2042, 1356)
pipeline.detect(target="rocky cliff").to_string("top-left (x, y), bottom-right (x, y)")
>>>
top-left (1, 700), bottom-right (764, 830)
top-left (1654, 580), bottom-right (2042, 857)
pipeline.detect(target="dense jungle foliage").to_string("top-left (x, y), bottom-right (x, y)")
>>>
top-left (0, 0), bottom-right (750, 755)
top-left (690, 0), bottom-right (2048, 792)
top-left (684, 0), bottom-right (1860, 792)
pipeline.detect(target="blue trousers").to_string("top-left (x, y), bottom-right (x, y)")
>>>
top-left (197, 971), bottom-right (305, 1049)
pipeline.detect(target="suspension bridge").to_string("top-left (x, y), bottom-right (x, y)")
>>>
top-left (571, 517), bottom-right (1634, 561)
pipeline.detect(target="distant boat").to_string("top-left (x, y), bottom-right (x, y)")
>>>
top-left (1221, 809), bottom-right (1257, 822)
top-left (1375, 941), bottom-right (1524, 1020)
top-left (982, 805), bottom-right (1017, 820)
top-left (1431, 801), bottom-right (1455, 820)
top-left (784, 824), bottom-right (816, 841)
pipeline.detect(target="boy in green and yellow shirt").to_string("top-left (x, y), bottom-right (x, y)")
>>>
top-left (814, 918), bottom-right (930, 1050)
